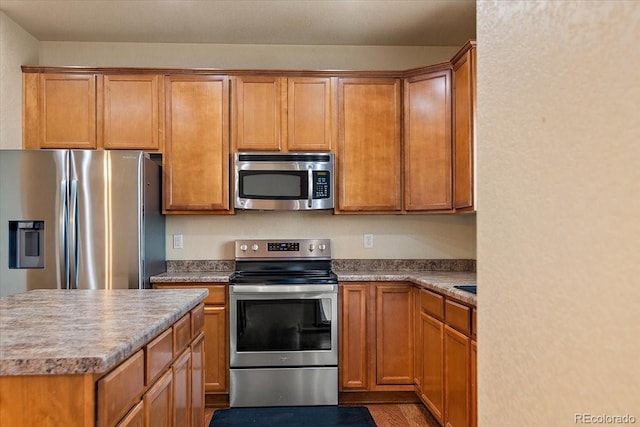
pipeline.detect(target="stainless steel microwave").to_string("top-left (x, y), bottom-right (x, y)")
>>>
top-left (234, 152), bottom-right (334, 211)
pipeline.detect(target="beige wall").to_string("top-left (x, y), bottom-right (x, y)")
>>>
top-left (166, 211), bottom-right (476, 260)
top-left (39, 41), bottom-right (459, 71)
top-left (477, 1), bottom-right (640, 425)
top-left (0, 12), bottom-right (39, 149)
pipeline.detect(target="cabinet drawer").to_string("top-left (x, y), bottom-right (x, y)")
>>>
top-left (98, 349), bottom-right (144, 427)
top-left (445, 299), bottom-right (471, 335)
top-left (173, 313), bottom-right (191, 355)
top-left (203, 284), bottom-right (226, 305)
top-left (146, 327), bottom-right (173, 385)
top-left (191, 303), bottom-right (205, 337)
top-left (420, 289), bottom-right (444, 320)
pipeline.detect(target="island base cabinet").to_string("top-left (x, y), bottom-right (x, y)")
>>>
top-left (144, 369), bottom-right (173, 427)
top-left (191, 333), bottom-right (206, 427)
top-left (0, 374), bottom-right (95, 427)
top-left (117, 401), bottom-right (144, 427)
top-left (172, 349), bottom-right (191, 427)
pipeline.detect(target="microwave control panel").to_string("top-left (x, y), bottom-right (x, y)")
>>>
top-left (313, 171), bottom-right (331, 199)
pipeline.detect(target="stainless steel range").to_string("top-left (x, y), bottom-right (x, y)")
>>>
top-left (229, 239), bottom-right (338, 407)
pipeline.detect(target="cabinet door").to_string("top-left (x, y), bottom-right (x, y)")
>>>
top-left (287, 77), bottom-right (333, 151)
top-left (471, 340), bottom-right (477, 427)
top-left (337, 78), bottom-right (401, 212)
top-left (444, 325), bottom-right (470, 427)
top-left (103, 75), bottom-right (160, 151)
top-left (453, 45), bottom-right (476, 210)
top-left (144, 369), bottom-right (173, 427)
top-left (413, 287), bottom-right (422, 390)
top-left (420, 312), bottom-right (445, 424)
top-left (173, 349), bottom-right (191, 427)
top-left (404, 70), bottom-right (452, 211)
top-left (204, 305), bottom-right (228, 393)
top-left (116, 401), bottom-right (144, 427)
top-left (164, 75), bottom-right (230, 213)
top-left (234, 76), bottom-right (282, 151)
top-left (339, 283), bottom-right (369, 390)
top-left (191, 333), bottom-right (205, 427)
top-left (375, 284), bottom-right (414, 385)
top-left (38, 73), bottom-right (97, 149)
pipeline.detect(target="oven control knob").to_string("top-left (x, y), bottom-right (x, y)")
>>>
top-left (308, 243), bottom-right (315, 252)
top-left (240, 244), bottom-right (248, 252)
top-left (319, 243), bottom-right (327, 252)
top-left (251, 244), bottom-right (259, 251)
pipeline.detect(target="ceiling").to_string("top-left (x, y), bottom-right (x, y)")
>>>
top-left (0, 0), bottom-right (476, 46)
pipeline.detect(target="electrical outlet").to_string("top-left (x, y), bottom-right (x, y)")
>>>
top-left (363, 234), bottom-right (374, 249)
top-left (173, 234), bottom-right (183, 249)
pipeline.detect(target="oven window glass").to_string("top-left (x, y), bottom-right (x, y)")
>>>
top-left (239, 171), bottom-right (307, 199)
top-left (236, 298), bottom-right (332, 351)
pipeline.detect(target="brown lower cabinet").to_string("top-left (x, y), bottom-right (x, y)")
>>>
top-left (154, 283), bottom-right (229, 406)
top-left (415, 288), bottom-right (476, 427)
top-left (339, 282), bottom-right (414, 394)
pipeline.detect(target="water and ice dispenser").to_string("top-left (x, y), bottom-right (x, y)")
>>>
top-left (9, 221), bottom-right (44, 269)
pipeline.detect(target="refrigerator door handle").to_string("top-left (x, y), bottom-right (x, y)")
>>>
top-left (60, 179), bottom-right (69, 289)
top-left (69, 179), bottom-right (79, 290)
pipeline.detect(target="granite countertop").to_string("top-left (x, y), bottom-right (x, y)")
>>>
top-left (151, 268), bottom-right (477, 306)
top-left (336, 271), bottom-right (477, 306)
top-left (0, 288), bottom-right (208, 377)
top-left (151, 271), bottom-right (231, 283)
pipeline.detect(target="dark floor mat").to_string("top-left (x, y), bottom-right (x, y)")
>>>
top-left (210, 405), bottom-right (376, 427)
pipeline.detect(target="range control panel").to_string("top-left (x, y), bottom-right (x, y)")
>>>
top-left (235, 239), bottom-right (331, 260)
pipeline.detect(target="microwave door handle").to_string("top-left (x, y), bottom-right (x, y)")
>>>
top-left (307, 167), bottom-right (313, 208)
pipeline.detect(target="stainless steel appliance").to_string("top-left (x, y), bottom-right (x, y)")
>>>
top-left (234, 152), bottom-right (334, 211)
top-left (229, 238), bottom-right (338, 407)
top-left (0, 150), bottom-right (165, 297)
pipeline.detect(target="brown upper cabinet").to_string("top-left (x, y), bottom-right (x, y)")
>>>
top-left (163, 75), bottom-right (231, 214)
top-left (102, 74), bottom-right (161, 151)
top-left (452, 41), bottom-right (476, 211)
top-left (336, 78), bottom-right (402, 213)
top-left (24, 73), bottom-right (97, 149)
top-left (22, 40), bottom-right (476, 215)
top-left (232, 76), bottom-right (334, 152)
top-left (404, 67), bottom-right (453, 212)
top-left (23, 72), bottom-right (162, 152)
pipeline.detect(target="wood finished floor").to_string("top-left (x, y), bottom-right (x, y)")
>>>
top-left (205, 403), bottom-right (440, 426)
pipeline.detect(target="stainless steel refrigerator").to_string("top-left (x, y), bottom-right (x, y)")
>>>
top-left (0, 150), bottom-right (165, 297)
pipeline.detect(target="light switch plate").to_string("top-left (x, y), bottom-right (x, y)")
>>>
top-left (173, 234), bottom-right (183, 249)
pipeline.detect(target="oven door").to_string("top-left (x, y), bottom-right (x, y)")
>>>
top-left (229, 284), bottom-right (338, 367)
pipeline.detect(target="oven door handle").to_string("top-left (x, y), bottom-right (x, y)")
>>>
top-left (230, 284), bottom-right (337, 294)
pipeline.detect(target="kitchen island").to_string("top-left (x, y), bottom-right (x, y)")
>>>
top-left (0, 288), bottom-right (208, 427)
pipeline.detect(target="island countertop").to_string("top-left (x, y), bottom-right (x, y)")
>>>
top-left (0, 288), bottom-right (208, 376)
